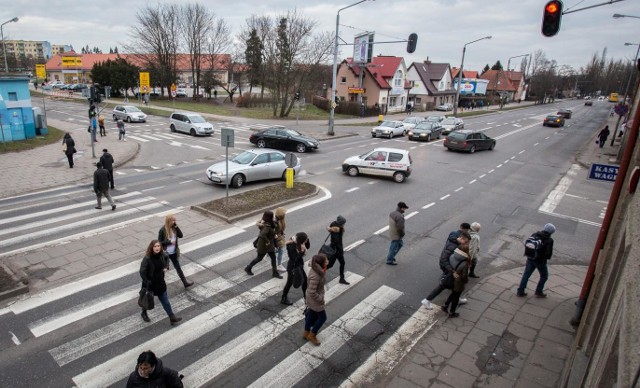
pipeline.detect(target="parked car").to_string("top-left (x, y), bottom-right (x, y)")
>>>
top-left (585, 100), bottom-right (593, 106)
top-left (440, 117), bottom-right (464, 135)
top-left (249, 126), bottom-right (319, 153)
top-left (407, 122), bottom-right (443, 142)
top-left (205, 149), bottom-right (301, 188)
top-left (48, 80), bottom-right (64, 87)
top-left (342, 147), bottom-right (412, 183)
top-left (597, 96), bottom-right (605, 101)
top-left (112, 105), bottom-right (147, 123)
top-left (424, 115), bottom-right (446, 124)
top-left (401, 116), bottom-right (424, 131)
top-left (584, 96), bottom-right (591, 100)
top-left (444, 130), bottom-right (496, 153)
top-left (557, 109), bottom-right (572, 119)
top-left (543, 115), bottom-right (565, 127)
top-left (435, 103), bottom-right (453, 111)
top-left (371, 120), bottom-right (406, 138)
top-left (169, 112), bottom-right (214, 136)
top-left (176, 88), bottom-right (188, 97)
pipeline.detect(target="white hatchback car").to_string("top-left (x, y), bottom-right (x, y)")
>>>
top-left (342, 147), bottom-right (412, 183)
top-left (169, 112), bottom-right (215, 136)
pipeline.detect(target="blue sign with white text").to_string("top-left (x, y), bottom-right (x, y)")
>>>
top-left (588, 163), bottom-right (619, 182)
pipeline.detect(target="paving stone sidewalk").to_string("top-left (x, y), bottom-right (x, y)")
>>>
top-left (383, 265), bottom-right (587, 388)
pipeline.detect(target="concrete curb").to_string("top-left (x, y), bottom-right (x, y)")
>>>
top-left (0, 263), bottom-right (29, 302)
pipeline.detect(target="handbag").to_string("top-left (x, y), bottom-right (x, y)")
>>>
top-left (292, 265), bottom-right (304, 289)
top-left (62, 142), bottom-right (67, 152)
top-left (318, 233), bottom-right (336, 258)
top-left (252, 237), bottom-right (259, 248)
top-left (137, 288), bottom-right (155, 310)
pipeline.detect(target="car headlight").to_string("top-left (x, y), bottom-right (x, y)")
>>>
top-left (408, 131), bottom-right (413, 136)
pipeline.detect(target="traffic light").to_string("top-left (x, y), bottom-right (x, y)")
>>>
top-left (407, 33), bottom-right (418, 54)
top-left (541, 0), bottom-right (563, 37)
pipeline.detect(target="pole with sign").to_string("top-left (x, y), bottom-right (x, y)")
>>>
top-left (171, 83), bottom-right (177, 109)
top-left (139, 72), bottom-right (150, 106)
top-left (221, 127), bottom-right (235, 205)
top-left (284, 153), bottom-right (297, 189)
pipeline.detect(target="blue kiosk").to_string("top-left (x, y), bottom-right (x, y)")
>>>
top-left (0, 75), bottom-right (37, 142)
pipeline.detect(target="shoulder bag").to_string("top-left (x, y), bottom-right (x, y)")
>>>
top-left (318, 233), bottom-right (336, 259)
top-left (137, 288), bottom-right (155, 310)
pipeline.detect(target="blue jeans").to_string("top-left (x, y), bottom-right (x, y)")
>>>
top-left (276, 246), bottom-right (285, 266)
top-left (304, 309), bottom-right (327, 334)
top-left (517, 259), bottom-right (548, 295)
top-left (387, 239), bottom-right (404, 263)
top-left (157, 290), bottom-right (174, 316)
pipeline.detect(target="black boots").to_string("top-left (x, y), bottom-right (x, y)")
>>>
top-left (281, 295), bottom-right (293, 305)
top-left (169, 314), bottom-right (182, 325)
top-left (245, 266), bottom-right (254, 276)
top-left (272, 271), bottom-right (283, 279)
top-left (469, 263), bottom-right (479, 278)
top-left (141, 310), bottom-right (150, 322)
top-left (339, 278), bottom-right (350, 285)
top-left (181, 277), bottom-right (194, 288)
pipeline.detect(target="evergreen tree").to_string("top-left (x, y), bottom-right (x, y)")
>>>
top-left (244, 28), bottom-right (263, 95)
top-left (491, 60), bottom-right (503, 70)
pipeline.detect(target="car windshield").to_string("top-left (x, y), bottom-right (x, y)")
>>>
top-left (126, 106), bottom-right (142, 112)
top-left (547, 115), bottom-right (559, 119)
top-left (426, 116), bottom-right (441, 122)
top-left (442, 118), bottom-right (456, 125)
top-left (379, 121), bottom-right (396, 128)
top-left (415, 122), bottom-right (436, 130)
top-left (403, 117), bottom-right (419, 124)
top-left (231, 151), bottom-right (257, 165)
top-left (187, 115), bottom-right (206, 123)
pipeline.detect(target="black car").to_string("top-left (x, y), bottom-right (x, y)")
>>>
top-left (249, 126), bottom-right (319, 153)
top-left (557, 109), bottom-right (572, 119)
top-left (543, 115), bottom-right (565, 127)
top-left (444, 129), bottom-right (495, 153)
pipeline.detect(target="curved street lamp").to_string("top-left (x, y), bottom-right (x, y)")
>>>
top-left (613, 13), bottom-right (640, 19)
top-left (1, 17), bottom-right (19, 72)
top-left (453, 35), bottom-right (492, 116)
top-left (328, 0), bottom-right (372, 136)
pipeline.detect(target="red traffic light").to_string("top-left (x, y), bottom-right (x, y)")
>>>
top-left (542, 0), bottom-right (563, 37)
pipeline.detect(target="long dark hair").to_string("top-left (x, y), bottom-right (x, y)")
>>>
top-left (261, 211), bottom-right (275, 228)
top-left (295, 232), bottom-right (308, 251)
top-left (145, 239), bottom-right (161, 257)
top-left (136, 350), bottom-right (158, 367)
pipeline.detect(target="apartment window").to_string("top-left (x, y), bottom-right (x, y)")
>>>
top-left (340, 76), bottom-right (346, 84)
top-left (8, 92), bottom-right (18, 101)
top-left (394, 70), bottom-right (403, 87)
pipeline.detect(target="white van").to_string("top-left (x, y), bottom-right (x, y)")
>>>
top-left (169, 112), bottom-right (214, 136)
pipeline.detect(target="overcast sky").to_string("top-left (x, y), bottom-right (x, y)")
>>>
top-left (1, 0), bottom-right (638, 73)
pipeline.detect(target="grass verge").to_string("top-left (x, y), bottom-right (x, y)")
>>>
top-left (0, 125), bottom-right (64, 154)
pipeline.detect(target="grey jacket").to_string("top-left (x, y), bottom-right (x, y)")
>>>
top-left (388, 208), bottom-right (406, 240)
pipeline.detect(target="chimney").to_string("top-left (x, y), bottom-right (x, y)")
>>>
top-left (424, 57), bottom-right (431, 64)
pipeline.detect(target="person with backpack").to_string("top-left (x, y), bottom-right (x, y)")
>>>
top-left (517, 223), bottom-right (556, 298)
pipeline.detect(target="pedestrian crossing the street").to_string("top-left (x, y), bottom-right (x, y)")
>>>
top-left (0, 225), bottom-right (437, 387)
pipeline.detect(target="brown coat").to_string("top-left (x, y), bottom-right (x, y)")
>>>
top-left (305, 259), bottom-right (326, 312)
top-left (255, 220), bottom-right (275, 254)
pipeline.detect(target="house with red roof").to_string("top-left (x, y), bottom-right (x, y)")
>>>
top-left (43, 52), bottom-right (230, 87)
top-left (451, 67), bottom-right (479, 80)
top-left (479, 69), bottom-right (518, 101)
top-left (335, 55), bottom-right (410, 113)
top-left (407, 60), bottom-right (456, 111)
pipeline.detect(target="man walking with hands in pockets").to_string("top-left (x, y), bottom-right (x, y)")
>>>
top-left (387, 202), bottom-right (409, 265)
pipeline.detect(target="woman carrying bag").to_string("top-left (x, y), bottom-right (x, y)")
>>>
top-left (245, 211), bottom-right (283, 278)
top-left (281, 232), bottom-right (310, 305)
top-left (274, 207), bottom-right (287, 273)
top-left (326, 215), bottom-right (349, 285)
top-left (139, 239), bottom-right (182, 325)
top-left (62, 132), bottom-right (76, 168)
top-left (158, 214), bottom-right (193, 288)
top-left (304, 254), bottom-right (328, 346)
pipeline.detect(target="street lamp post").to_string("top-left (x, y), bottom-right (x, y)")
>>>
top-left (613, 13), bottom-right (640, 19)
top-left (502, 53), bottom-right (529, 106)
top-left (328, 0), bottom-right (370, 136)
top-left (453, 35), bottom-right (491, 116)
top-left (1, 17), bottom-right (19, 73)
top-left (610, 42), bottom-right (640, 145)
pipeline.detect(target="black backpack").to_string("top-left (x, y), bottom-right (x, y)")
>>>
top-left (524, 234), bottom-right (543, 259)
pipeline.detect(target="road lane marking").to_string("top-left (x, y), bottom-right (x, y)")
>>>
top-left (346, 187), bottom-right (360, 193)
top-left (539, 164), bottom-right (581, 214)
top-left (422, 202), bottom-right (435, 209)
top-left (440, 194), bottom-right (450, 200)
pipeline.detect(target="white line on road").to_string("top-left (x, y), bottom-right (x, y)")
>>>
top-left (346, 187), bottom-right (360, 193)
top-left (479, 174), bottom-right (486, 178)
top-left (422, 202), bottom-right (435, 209)
top-left (469, 179), bottom-right (477, 184)
top-left (405, 211), bottom-right (418, 219)
top-left (488, 169), bottom-right (495, 173)
top-left (126, 135), bottom-right (148, 142)
top-left (345, 240), bottom-right (365, 251)
top-left (454, 187), bottom-right (464, 192)
top-left (440, 194), bottom-right (450, 200)
top-left (539, 164), bottom-right (581, 214)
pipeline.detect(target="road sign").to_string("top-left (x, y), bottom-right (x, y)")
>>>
top-left (588, 163), bottom-right (619, 182)
top-left (139, 72), bottom-right (150, 90)
top-left (171, 90), bottom-right (177, 98)
top-left (171, 83), bottom-right (177, 92)
top-left (284, 153), bottom-right (298, 168)
top-left (35, 64), bottom-right (46, 79)
top-left (221, 127), bottom-right (234, 147)
top-left (141, 85), bottom-right (149, 93)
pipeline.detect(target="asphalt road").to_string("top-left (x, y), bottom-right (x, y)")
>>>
top-left (0, 101), bottom-right (613, 386)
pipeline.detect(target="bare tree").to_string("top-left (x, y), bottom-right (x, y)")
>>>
top-left (180, 3), bottom-right (213, 99)
top-left (125, 4), bottom-right (181, 96)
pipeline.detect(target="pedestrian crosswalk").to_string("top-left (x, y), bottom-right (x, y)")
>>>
top-left (0, 225), bottom-right (437, 387)
top-left (122, 122), bottom-right (274, 144)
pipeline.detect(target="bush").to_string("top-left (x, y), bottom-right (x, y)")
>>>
top-left (236, 93), bottom-right (271, 108)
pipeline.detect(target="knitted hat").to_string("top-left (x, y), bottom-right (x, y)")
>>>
top-left (543, 223), bottom-right (556, 234)
top-left (336, 215), bottom-right (346, 226)
top-left (471, 222), bottom-right (481, 232)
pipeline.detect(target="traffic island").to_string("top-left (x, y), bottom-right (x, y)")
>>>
top-left (192, 182), bottom-right (318, 223)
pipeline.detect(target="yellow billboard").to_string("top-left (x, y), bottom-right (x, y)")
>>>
top-left (61, 56), bottom-right (82, 67)
top-left (139, 72), bottom-right (150, 89)
top-left (35, 64), bottom-right (46, 79)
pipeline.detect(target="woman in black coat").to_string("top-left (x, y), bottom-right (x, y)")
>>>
top-left (281, 232), bottom-right (309, 305)
top-left (126, 350), bottom-right (183, 388)
top-left (139, 239), bottom-right (182, 325)
top-left (62, 132), bottom-right (76, 168)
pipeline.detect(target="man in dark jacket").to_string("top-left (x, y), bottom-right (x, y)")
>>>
top-left (517, 223), bottom-right (555, 298)
top-left (422, 231), bottom-right (470, 310)
top-left (99, 148), bottom-right (115, 189)
top-left (387, 202), bottom-right (409, 265)
top-left (446, 223), bottom-right (471, 244)
top-left (126, 350), bottom-right (183, 388)
top-left (327, 215), bottom-right (349, 284)
top-left (93, 162), bottom-right (116, 211)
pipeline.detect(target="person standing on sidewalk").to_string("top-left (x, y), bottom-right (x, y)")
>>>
top-left (422, 231), bottom-right (470, 309)
top-left (117, 119), bottom-right (127, 141)
top-left (93, 162), bottom-right (116, 211)
top-left (447, 222), bottom-right (470, 243)
top-left (126, 350), bottom-right (183, 388)
top-left (597, 125), bottom-right (610, 148)
top-left (327, 215), bottom-right (349, 284)
top-left (158, 214), bottom-right (193, 288)
top-left (441, 243), bottom-right (470, 318)
top-left (281, 232), bottom-right (309, 305)
top-left (139, 240), bottom-right (182, 325)
top-left (304, 254), bottom-right (328, 346)
top-left (245, 211), bottom-right (282, 278)
top-left (98, 114), bottom-right (106, 137)
top-left (274, 207), bottom-right (287, 273)
top-left (517, 223), bottom-right (555, 298)
top-left (99, 149), bottom-right (115, 189)
top-left (468, 222), bottom-right (481, 278)
top-left (387, 202), bottom-right (409, 265)
top-left (62, 132), bottom-right (76, 168)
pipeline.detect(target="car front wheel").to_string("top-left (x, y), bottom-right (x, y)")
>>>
top-left (393, 172), bottom-right (406, 183)
top-left (170, 124), bottom-right (176, 132)
top-left (190, 128), bottom-right (196, 136)
top-left (126, 116), bottom-right (132, 123)
top-left (231, 174), bottom-right (244, 188)
top-left (256, 139), bottom-right (266, 148)
top-left (347, 166), bottom-right (359, 177)
top-left (296, 143), bottom-right (307, 153)
top-left (469, 145), bottom-right (476, 153)
top-left (426, 134), bottom-right (431, 142)
top-left (489, 142), bottom-right (495, 151)
top-left (113, 115), bottom-right (117, 121)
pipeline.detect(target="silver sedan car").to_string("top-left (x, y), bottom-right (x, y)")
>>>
top-left (205, 149), bottom-right (301, 188)
top-left (112, 105), bottom-right (147, 123)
